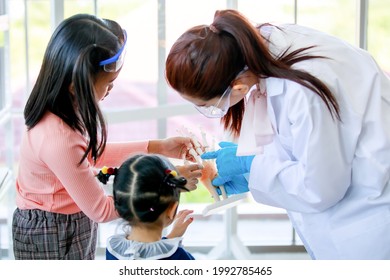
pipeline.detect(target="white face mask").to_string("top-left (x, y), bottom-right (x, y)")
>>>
top-left (194, 66), bottom-right (249, 118)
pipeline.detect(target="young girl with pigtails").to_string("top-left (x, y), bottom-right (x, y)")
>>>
top-left (98, 154), bottom-right (195, 260)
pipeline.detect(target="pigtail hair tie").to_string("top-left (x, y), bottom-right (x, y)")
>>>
top-left (163, 169), bottom-right (178, 188)
top-left (163, 169), bottom-right (189, 191)
top-left (97, 165), bottom-right (118, 184)
top-left (165, 169), bottom-right (177, 177)
top-left (209, 24), bottom-right (220, 34)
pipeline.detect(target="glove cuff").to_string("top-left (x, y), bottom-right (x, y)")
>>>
top-left (239, 155), bottom-right (255, 173)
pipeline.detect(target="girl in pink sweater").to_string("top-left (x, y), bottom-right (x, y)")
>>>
top-left (12, 14), bottom-right (202, 260)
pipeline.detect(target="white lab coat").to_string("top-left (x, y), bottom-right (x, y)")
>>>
top-left (245, 24), bottom-right (390, 259)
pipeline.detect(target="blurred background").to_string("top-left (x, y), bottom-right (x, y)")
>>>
top-left (0, 0), bottom-right (389, 259)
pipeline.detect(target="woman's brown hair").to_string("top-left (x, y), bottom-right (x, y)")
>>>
top-left (166, 9), bottom-right (340, 137)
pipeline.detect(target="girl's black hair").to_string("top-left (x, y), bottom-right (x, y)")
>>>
top-left (24, 14), bottom-right (125, 164)
top-left (108, 154), bottom-right (189, 224)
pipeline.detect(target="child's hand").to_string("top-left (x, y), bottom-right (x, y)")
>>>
top-left (166, 209), bottom-right (194, 239)
top-left (176, 164), bottom-right (203, 191)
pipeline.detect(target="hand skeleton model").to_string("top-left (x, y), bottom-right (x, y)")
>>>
top-left (178, 126), bottom-right (249, 216)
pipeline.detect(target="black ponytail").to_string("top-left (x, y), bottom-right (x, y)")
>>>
top-left (72, 44), bottom-right (107, 164)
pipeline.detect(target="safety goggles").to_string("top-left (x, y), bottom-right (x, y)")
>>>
top-left (99, 30), bottom-right (127, 72)
top-left (195, 66), bottom-right (248, 118)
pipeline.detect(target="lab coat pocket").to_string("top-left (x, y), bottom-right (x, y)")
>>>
top-left (330, 210), bottom-right (390, 259)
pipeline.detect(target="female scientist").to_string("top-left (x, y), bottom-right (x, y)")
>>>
top-left (165, 9), bottom-right (390, 259)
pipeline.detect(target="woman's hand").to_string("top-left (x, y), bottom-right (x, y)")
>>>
top-left (201, 141), bottom-right (254, 177)
top-left (166, 209), bottom-right (194, 239)
top-left (148, 137), bottom-right (199, 160)
top-left (176, 164), bottom-right (203, 191)
top-left (212, 174), bottom-right (249, 196)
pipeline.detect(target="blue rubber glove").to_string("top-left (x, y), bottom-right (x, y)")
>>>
top-left (212, 174), bottom-right (249, 196)
top-left (201, 141), bottom-right (255, 177)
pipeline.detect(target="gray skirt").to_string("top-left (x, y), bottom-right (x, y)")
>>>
top-left (12, 208), bottom-right (98, 260)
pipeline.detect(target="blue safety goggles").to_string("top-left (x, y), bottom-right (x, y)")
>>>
top-left (99, 30), bottom-right (127, 72)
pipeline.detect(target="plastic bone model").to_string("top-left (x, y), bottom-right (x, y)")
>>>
top-left (178, 126), bottom-right (249, 216)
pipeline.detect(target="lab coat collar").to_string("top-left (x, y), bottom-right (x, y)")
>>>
top-left (266, 77), bottom-right (286, 97)
top-left (236, 82), bottom-right (276, 156)
top-left (235, 77), bottom-right (285, 156)
top-left (265, 77), bottom-right (285, 133)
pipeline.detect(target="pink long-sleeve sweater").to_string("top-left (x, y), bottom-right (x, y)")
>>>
top-left (16, 112), bottom-right (148, 223)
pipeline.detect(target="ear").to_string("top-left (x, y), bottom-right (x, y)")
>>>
top-left (231, 83), bottom-right (250, 96)
top-left (167, 201), bottom-right (179, 220)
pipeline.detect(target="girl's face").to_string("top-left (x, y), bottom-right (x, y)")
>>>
top-left (94, 70), bottom-right (121, 101)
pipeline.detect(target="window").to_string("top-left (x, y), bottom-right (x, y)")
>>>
top-left (0, 0), bottom-right (13, 259)
top-left (1, 0), bottom-right (387, 260)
